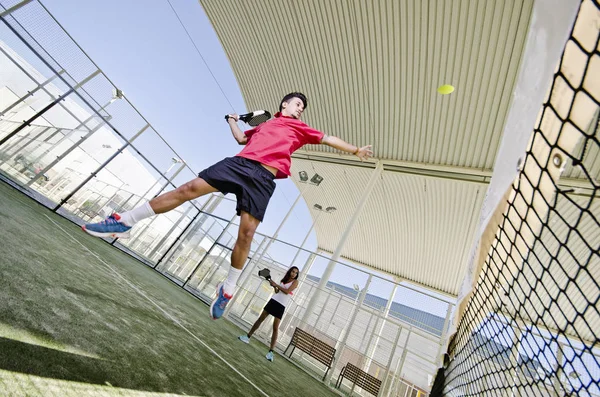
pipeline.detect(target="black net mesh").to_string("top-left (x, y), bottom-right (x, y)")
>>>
top-left (442, 1), bottom-right (600, 396)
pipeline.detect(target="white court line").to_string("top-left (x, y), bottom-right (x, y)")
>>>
top-left (45, 215), bottom-right (270, 397)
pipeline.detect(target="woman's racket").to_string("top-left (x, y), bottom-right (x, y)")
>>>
top-left (258, 268), bottom-right (271, 281)
top-left (225, 110), bottom-right (271, 126)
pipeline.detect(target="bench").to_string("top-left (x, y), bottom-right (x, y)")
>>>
top-left (336, 362), bottom-right (382, 396)
top-left (284, 327), bottom-right (336, 381)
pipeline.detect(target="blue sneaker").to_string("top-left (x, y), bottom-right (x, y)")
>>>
top-left (82, 213), bottom-right (132, 238)
top-left (266, 351), bottom-right (274, 362)
top-left (210, 282), bottom-right (232, 320)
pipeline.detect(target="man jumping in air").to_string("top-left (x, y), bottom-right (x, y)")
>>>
top-left (82, 92), bottom-right (373, 319)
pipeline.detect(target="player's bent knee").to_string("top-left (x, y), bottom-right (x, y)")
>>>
top-left (190, 179), bottom-right (207, 195)
top-left (179, 178), bottom-right (210, 200)
top-left (238, 226), bottom-right (256, 244)
top-left (176, 185), bottom-right (193, 201)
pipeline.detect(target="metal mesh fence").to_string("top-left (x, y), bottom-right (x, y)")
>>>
top-left (441, 1), bottom-right (600, 396)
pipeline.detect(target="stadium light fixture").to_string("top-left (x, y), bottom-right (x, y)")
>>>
top-left (298, 171), bottom-right (323, 186)
top-left (310, 173), bottom-right (323, 186)
top-left (313, 203), bottom-right (336, 214)
top-left (112, 88), bottom-right (125, 99)
top-left (299, 170), bottom-right (309, 182)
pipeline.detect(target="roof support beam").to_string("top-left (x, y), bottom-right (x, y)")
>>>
top-left (294, 150), bottom-right (492, 184)
top-left (301, 161), bottom-right (383, 325)
top-left (293, 150), bottom-right (595, 194)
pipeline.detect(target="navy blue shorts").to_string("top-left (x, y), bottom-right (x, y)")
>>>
top-left (198, 156), bottom-right (276, 222)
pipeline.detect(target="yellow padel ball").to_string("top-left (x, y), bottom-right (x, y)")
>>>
top-left (437, 84), bottom-right (455, 95)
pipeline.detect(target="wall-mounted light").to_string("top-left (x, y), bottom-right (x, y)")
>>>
top-left (298, 171), bottom-right (323, 186)
top-left (310, 173), bottom-right (323, 186)
top-left (313, 204), bottom-right (337, 214)
top-left (112, 88), bottom-right (125, 99)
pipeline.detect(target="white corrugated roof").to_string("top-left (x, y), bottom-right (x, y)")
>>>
top-left (197, 0), bottom-right (560, 296)
top-left (290, 158), bottom-right (487, 294)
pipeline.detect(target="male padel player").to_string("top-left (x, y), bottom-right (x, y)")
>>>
top-left (82, 92), bottom-right (373, 319)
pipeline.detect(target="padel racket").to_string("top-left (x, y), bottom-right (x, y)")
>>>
top-left (258, 268), bottom-right (271, 281)
top-left (225, 110), bottom-right (272, 127)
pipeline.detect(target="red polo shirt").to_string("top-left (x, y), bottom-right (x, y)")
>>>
top-left (236, 112), bottom-right (324, 179)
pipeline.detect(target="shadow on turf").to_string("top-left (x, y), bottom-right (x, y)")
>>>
top-left (62, 285), bottom-right (175, 327)
top-left (0, 336), bottom-right (197, 394)
top-left (0, 336), bottom-right (123, 386)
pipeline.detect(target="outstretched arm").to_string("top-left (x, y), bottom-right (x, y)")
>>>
top-left (226, 114), bottom-right (248, 145)
top-left (322, 135), bottom-right (373, 161)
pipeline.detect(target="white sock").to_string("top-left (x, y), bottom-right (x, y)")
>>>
top-left (119, 202), bottom-right (155, 226)
top-left (223, 267), bottom-right (242, 297)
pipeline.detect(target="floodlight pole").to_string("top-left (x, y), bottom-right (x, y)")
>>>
top-left (387, 329), bottom-right (412, 397)
top-left (327, 274), bottom-right (372, 384)
top-left (297, 252), bottom-right (317, 290)
top-left (381, 323), bottom-right (404, 395)
top-left (301, 161), bottom-right (382, 326)
top-left (364, 282), bottom-right (399, 373)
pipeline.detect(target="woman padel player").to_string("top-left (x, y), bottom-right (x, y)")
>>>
top-left (238, 266), bottom-right (299, 362)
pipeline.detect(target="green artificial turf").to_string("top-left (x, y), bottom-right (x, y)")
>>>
top-left (0, 180), bottom-right (337, 397)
